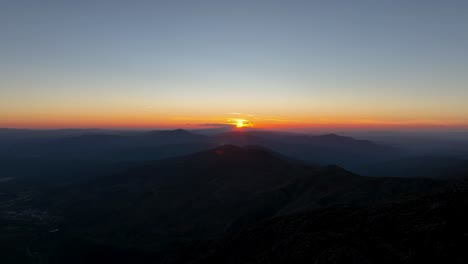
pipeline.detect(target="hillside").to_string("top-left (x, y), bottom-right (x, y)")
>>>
top-left (167, 181), bottom-right (468, 264)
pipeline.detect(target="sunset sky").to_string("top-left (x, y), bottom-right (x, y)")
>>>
top-left (1, 1), bottom-right (468, 130)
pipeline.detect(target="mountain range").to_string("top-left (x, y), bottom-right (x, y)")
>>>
top-left (1, 145), bottom-right (445, 263)
top-left (1, 129), bottom-right (467, 263)
top-left (0, 129), bottom-right (398, 167)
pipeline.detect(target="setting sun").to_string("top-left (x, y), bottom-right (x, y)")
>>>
top-left (229, 118), bottom-right (252, 128)
top-left (229, 118), bottom-right (253, 128)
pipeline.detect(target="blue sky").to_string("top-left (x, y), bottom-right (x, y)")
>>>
top-left (1, 0), bottom-right (468, 129)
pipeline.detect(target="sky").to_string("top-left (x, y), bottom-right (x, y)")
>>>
top-left (1, 0), bottom-right (468, 130)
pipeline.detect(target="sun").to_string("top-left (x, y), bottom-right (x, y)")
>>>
top-left (236, 120), bottom-right (245, 128)
top-left (229, 118), bottom-right (251, 128)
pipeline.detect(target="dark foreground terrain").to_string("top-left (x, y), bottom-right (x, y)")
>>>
top-left (166, 181), bottom-right (468, 264)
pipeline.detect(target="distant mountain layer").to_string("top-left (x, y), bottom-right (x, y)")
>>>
top-left (0, 129), bottom-right (400, 169)
top-left (4, 129), bottom-right (468, 180)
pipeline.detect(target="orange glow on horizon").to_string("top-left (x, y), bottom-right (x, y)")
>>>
top-left (1, 111), bottom-right (468, 130)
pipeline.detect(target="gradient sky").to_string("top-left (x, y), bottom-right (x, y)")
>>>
top-left (1, 1), bottom-right (468, 130)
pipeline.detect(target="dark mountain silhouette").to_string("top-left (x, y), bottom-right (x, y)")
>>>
top-left (166, 180), bottom-right (468, 264)
top-left (12, 146), bottom-right (439, 255)
top-left (2, 128), bottom-right (467, 263)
